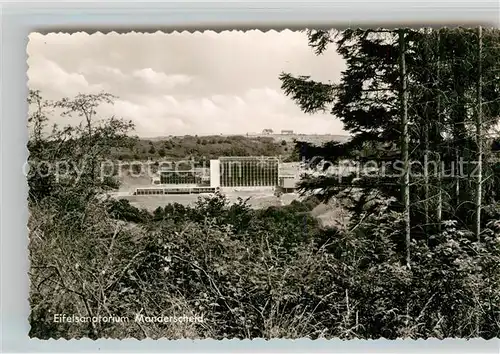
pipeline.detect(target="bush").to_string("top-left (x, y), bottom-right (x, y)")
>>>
top-left (29, 188), bottom-right (500, 339)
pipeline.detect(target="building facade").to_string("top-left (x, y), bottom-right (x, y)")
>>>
top-left (159, 168), bottom-right (209, 185)
top-left (134, 156), bottom-right (300, 195)
top-left (218, 156), bottom-right (279, 187)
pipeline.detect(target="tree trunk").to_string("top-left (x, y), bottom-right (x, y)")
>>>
top-left (399, 29), bottom-right (411, 268)
top-left (424, 119), bottom-right (430, 233)
top-left (475, 26), bottom-right (483, 241)
top-left (422, 29), bottom-right (430, 236)
top-left (436, 31), bottom-right (443, 230)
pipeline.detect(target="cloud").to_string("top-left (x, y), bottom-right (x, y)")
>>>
top-left (132, 68), bottom-right (193, 89)
top-left (111, 88), bottom-right (343, 137)
top-left (79, 64), bottom-right (127, 81)
top-left (28, 57), bottom-right (104, 96)
top-left (27, 30), bottom-right (347, 137)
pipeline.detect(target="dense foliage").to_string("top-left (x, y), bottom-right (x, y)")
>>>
top-left (30, 187), bottom-right (500, 339)
top-left (281, 28), bottom-right (500, 232)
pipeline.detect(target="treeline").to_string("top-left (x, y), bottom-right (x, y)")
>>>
top-left (281, 27), bottom-right (500, 259)
top-left (278, 27), bottom-right (500, 336)
top-left (111, 135), bottom-right (289, 161)
top-left (27, 87), bottom-right (500, 339)
top-left (29, 187), bottom-right (500, 339)
top-left (27, 90), bottom-right (290, 163)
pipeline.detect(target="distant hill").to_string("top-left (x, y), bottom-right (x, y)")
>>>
top-left (112, 134), bottom-right (286, 161)
top-left (111, 134), bottom-right (351, 162)
top-left (247, 133), bottom-right (350, 145)
top-left (147, 134), bottom-right (351, 145)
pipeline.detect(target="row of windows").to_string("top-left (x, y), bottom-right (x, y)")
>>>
top-left (219, 160), bottom-right (279, 187)
top-left (150, 158), bottom-right (286, 188)
top-left (135, 189), bottom-right (165, 195)
top-left (160, 172), bottom-right (199, 185)
top-left (134, 187), bottom-right (217, 195)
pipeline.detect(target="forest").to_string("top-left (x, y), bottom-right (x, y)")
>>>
top-left (111, 134), bottom-right (288, 161)
top-left (28, 27), bottom-right (500, 339)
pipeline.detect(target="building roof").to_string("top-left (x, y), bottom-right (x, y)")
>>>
top-left (218, 156), bottom-right (280, 161)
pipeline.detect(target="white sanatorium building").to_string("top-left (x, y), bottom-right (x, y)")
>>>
top-left (133, 156), bottom-right (303, 196)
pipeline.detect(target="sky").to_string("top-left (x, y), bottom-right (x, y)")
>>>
top-left (27, 30), bottom-right (347, 137)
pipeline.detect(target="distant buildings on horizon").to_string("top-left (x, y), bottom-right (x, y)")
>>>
top-left (261, 129), bottom-right (294, 135)
top-left (144, 131), bottom-right (350, 140)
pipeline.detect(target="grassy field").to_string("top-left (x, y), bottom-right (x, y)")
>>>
top-left (114, 192), bottom-right (301, 211)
